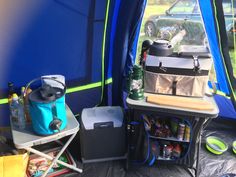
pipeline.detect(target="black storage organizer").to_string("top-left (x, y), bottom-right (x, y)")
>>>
top-left (126, 95), bottom-right (218, 177)
top-left (147, 116), bottom-right (191, 161)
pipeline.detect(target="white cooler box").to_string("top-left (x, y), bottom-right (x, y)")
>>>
top-left (80, 106), bottom-right (127, 163)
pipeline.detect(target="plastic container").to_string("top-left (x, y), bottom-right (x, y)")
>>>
top-left (26, 147), bottom-right (75, 177)
top-left (177, 123), bottom-right (185, 140)
top-left (10, 94), bottom-right (26, 129)
top-left (206, 136), bottom-right (228, 155)
top-left (232, 141), bottom-right (236, 154)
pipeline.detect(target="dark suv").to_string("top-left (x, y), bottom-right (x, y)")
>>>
top-left (144, 0), bottom-right (235, 47)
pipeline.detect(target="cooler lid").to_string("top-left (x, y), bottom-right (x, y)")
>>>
top-left (178, 45), bottom-right (211, 58)
top-left (146, 55), bottom-right (212, 70)
top-left (81, 106), bottom-right (124, 130)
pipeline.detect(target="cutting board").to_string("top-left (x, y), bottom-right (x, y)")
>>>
top-left (146, 95), bottom-right (215, 111)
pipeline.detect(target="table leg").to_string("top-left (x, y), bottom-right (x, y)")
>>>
top-left (26, 133), bottom-right (82, 176)
top-left (195, 118), bottom-right (206, 177)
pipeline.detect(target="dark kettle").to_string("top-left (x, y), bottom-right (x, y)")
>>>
top-left (149, 39), bottom-right (173, 57)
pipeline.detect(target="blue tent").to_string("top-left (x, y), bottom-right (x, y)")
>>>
top-left (0, 0), bottom-right (235, 127)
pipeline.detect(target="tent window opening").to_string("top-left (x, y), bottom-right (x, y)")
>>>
top-left (222, 0), bottom-right (236, 80)
top-left (136, 0), bottom-right (216, 80)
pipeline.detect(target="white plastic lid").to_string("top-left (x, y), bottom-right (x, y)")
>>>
top-left (81, 106), bottom-right (124, 130)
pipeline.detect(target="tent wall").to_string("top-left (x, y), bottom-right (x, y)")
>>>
top-left (1, 0), bottom-right (234, 126)
top-left (199, 0), bottom-right (236, 118)
top-left (0, 0), bottom-right (113, 126)
top-left (111, 0), bottom-right (147, 106)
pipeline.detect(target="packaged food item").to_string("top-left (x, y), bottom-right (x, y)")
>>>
top-left (162, 144), bottom-right (167, 158)
top-left (172, 144), bottom-right (182, 158)
top-left (170, 118), bottom-right (179, 136)
top-left (184, 125), bottom-right (191, 142)
top-left (165, 144), bottom-right (173, 159)
top-left (151, 141), bottom-right (160, 159)
top-left (177, 123), bottom-right (185, 140)
top-left (27, 147), bottom-right (76, 177)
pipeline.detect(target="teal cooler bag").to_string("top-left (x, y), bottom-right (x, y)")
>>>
top-left (27, 77), bottom-right (67, 135)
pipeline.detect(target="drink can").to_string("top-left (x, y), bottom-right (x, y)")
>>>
top-left (184, 125), bottom-right (190, 142)
top-left (177, 123), bottom-right (185, 140)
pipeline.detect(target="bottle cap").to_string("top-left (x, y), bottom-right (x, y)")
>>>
top-left (12, 93), bottom-right (18, 100)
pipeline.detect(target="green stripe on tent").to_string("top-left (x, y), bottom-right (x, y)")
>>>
top-left (66, 78), bottom-right (112, 94)
top-left (0, 78), bottom-right (113, 105)
top-left (213, 0), bottom-right (236, 100)
top-left (100, 0), bottom-right (111, 103)
top-left (0, 98), bottom-right (8, 105)
top-left (209, 88), bottom-right (230, 99)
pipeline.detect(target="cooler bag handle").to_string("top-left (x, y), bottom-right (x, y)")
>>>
top-left (193, 55), bottom-right (200, 72)
top-left (24, 77), bottom-right (66, 98)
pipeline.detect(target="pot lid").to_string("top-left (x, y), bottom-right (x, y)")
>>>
top-left (29, 85), bottom-right (64, 103)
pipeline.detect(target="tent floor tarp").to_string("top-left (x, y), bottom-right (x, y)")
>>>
top-left (64, 119), bottom-right (236, 177)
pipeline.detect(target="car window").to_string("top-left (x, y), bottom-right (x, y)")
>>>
top-left (169, 0), bottom-right (196, 14)
top-left (223, 1), bottom-right (232, 14)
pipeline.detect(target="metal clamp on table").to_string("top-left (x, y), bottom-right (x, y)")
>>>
top-left (10, 105), bottom-right (83, 177)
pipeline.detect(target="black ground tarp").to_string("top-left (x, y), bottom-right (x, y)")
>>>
top-left (4, 118), bottom-right (233, 177)
top-left (64, 119), bottom-right (236, 177)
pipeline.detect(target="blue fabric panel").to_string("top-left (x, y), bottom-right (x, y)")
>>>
top-left (55, 0), bottom-right (90, 17)
top-left (0, 0), bottom-right (106, 96)
top-left (0, 0), bottom-right (109, 126)
top-left (0, 1), bottom-right (87, 91)
top-left (106, 84), bottom-right (113, 106)
top-left (214, 95), bottom-right (236, 119)
top-left (124, 0), bottom-right (147, 76)
top-left (91, 22), bottom-right (104, 83)
top-left (198, 0), bottom-right (230, 95)
top-left (112, 0), bottom-right (147, 105)
top-left (132, 20), bottom-right (142, 64)
top-left (107, 0), bottom-right (121, 79)
top-left (104, 0), bottom-right (121, 104)
top-left (95, 0), bottom-right (106, 20)
top-left (0, 105), bottom-right (10, 127)
top-left (66, 87), bottom-right (102, 116)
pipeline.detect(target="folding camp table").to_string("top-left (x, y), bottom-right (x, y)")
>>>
top-left (126, 93), bottom-right (219, 177)
top-left (10, 105), bottom-right (82, 177)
